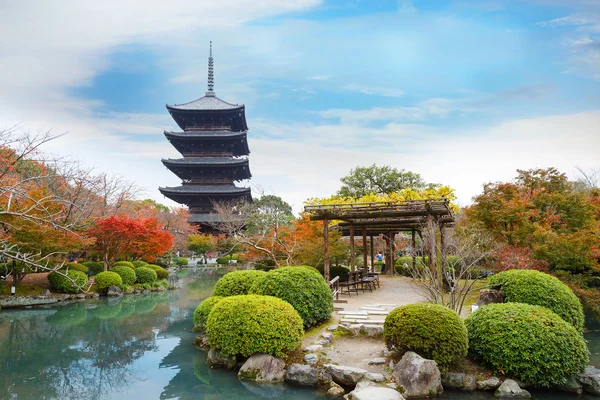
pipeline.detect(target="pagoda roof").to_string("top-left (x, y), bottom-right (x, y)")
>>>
top-left (164, 130), bottom-right (247, 138)
top-left (166, 94), bottom-right (243, 112)
top-left (162, 157), bottom-right (248, 166)
top-left (159, 185), bottom-right (251, 195)
top-left (188, 213), bottom-right (223, 223)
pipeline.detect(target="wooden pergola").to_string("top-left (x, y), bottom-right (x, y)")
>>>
top-left (304, 199), bottom-right (455, 281)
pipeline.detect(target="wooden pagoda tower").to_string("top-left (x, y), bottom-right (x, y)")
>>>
top-left (159, 43), bottom-right (252, 229)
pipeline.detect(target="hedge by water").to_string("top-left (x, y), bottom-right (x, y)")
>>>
top-left (135, 267), bottom-right (157, 284)
top-left (111, 266), bottom-right (136, 285)
top-left (112, 261), bottom-right (135, 269)
top-left (489, 269), bottom-right (584, 331)
top-left (193, 296), bottom-right (223, 330)
top-left (213, 270), bottom-right (266, 297)
top-left (205, 294), bottom-right (303, 358)
top-left (94, 271), bottom-right (123, 292)
top-left (145, 264), bottom-right (169, 280)
top-left (383, 303), bottom-right (468, 367)
top-left (48, 270), bottom-right (88, 293)
top-left (466, 303), bottom-right (589, 387)
top-left (249, 266), bottom-right (333, 327)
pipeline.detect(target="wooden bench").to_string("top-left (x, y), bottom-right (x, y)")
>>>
top-left (339, 271), bottom-right (360, 296)
top-left (357, 268), bottom-right (376, 292)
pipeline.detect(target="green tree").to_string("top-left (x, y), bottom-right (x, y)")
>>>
top-left (187, 234), bottom-right (214, 263)
top-left (337, 164), bottom-right (432, 198)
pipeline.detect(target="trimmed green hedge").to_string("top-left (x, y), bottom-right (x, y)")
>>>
top-left (213, 270), bottom-right (266, 297)
top-left (173, 257), bottom-right (188, 266)
top-left (489, 269), bottom-right (584, 331)
top-left (216, 257), bottom-right (231, 265)
top-left (466, 303), bottom-right (589, 387)
top-left (82, 261), bottom-right (104, 276)
top-left (111, 266), bottom-right (136, 285)
top-left (64, 263), bottom-right (88, 274)
top-left (131, 260), bottom-right (148, 268)
top-left (48, 270), bottom-right (88, 293)
top-left (383, 303), bottom-right (468, 367)
top-left (146, 264), bottom-right (169, 280)
top-left (193, 296), bottom-right (223, 330)
top-left (250, 266), bottom-right (333, 327)
top-left (94, 271), bottom-right (123, 292)
top-left (135, 267), bottom-right (157, 284)
top-left (112, 261), bottom-right (135, 269)
top-left (317, 265), bottom-right (350, 281)
top-left (206, 294), bottom-right (303, 358)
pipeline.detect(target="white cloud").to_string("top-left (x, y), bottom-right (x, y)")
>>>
top-left (342, 84), bottom-right (404, 97)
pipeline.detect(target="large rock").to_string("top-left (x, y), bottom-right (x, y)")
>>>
top-left (477, 376), bottom-right (501, 391)
top-left (207, 348), bottom-right (237, 370)
top-left (577, 367), bottom-right (600, 396)
top-left (494, 379), bottom-right (531, 399)
top-left (106, 285), bottom-right (122, 297)
top-left (327, 382), bottom-right (345, 397)
top-left (442, 372), bottom-right (476, 391)
top-left (361, 324), bottom-right (384, 337)
top-left (324, 364), bottom-right (368, 388)
top-left (285, 364), bottom-right (318, 387)
top-left (238, 354), bottom-right (285, 383)
top-left (555, 376), bottom-right (583, 394)
top-left (393, 352), bottom-right (443, 398)
top-left (346, 386), bottom-right (405, 400)
top-left (475, 289), bottom-right (503, 306)
top-left (304, 353), bottom-right (319, 365)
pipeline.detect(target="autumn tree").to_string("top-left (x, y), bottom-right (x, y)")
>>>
top-left (292, 214), bottom-right (348, 267)
top-left (187, 234), bottom-right (214, 263)
top-left (337, 164), bottom-right (434, 198)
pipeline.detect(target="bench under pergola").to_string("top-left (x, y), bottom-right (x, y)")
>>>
top-left (304, 199), bottom-right (455, 281)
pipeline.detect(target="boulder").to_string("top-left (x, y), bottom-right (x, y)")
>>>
top-left (327, 382), bottom-right (345, 397)
top-left (346, 386), bottom-right (405, 400)
top-left (369, 357), bottom-right (387, 365)
top-left (555, 376), bottom-right (583, 394)
top-left (40, 289), bottom-right (52, 297)
top-left (494, 379), bottom-right (531, 399)
top-left (319, 369), bottom-right (333, 387)
top-left (393, 351), bottom-right (443, 398)
top-left (238, 354), bottom-right (285, 383)
top-left (443, 372), bottom-right (476, 391)
top-left (361, 324), bottom-right (384, 337)
top-left (477, 376), bottom-right (501, 391)
top-left (207, 348), bottom-right (237, 370)
top-left (364, 372), bottom-right (385, 382)
top-left (106, 286), bottom-right (122, 297)
top-left (75, 293), bottom-right (86, 299)
top-left (316, 339), bottom-right (330, 346)
top-left (475, 289), bottom-right (503, 306)
top-left (321, 332), bottom-right (334, 343)
top-left (354, 379), bottom-right (373, 391)
top-left (304, 344), bottom-right (323, 352)
top-left (327, 324), bottom-right (339, 332)
top-left (285, 364), bottom-right (318, 387)
top-left (577, 367), bottom-right (600, 396)
top-left (304, 353), bottom-right (319, 365)
top-left (324, 364), bottom-right (368, 388)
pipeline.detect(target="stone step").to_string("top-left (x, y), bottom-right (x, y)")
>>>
top-left (360, 307), bottom-right (386, 311)
top-left (338, 311), bottom-right (368, 316)
top-left (375, 304), bottom-right (398, 307)
top-left (367, 311), bottom-right (389, 315)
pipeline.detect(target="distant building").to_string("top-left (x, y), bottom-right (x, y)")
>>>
top-left (159, 42), bottom-right (252, 230)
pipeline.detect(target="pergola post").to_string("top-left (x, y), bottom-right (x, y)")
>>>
top-left (388, 232), bottom-right (395, 276)
top-left (349, 223), bottom-right (355, 272)
top-left (370, 235), bottom-right (375, 273)
top-left (362, 228), bottom-right (367, 271)
top-left (323, 219), bottom-right (330, 281)
top-left (411, 229), bottom-right (416, 271)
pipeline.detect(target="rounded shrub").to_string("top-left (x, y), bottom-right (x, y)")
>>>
top-left (94, 271), bottom-right (123, 292)
top-left (213, 270), bottom-right (266, 297)
top-left (254, 263), bottom-right (276, 272)
top-left (466, 303), bottom-right (589, 387)
top-left (64, 263), bottom-right (88, 274)
top-left (131, 260), bottom-right (148, 268)
top-left (173, 257), bottom-right (188, 266)
top-left (216, 257), bottom-right (231, 265)
top-left (383, 303), bottom-right (468, 367)
top-left (489, 269), bottom-right (584, 331)
top-left (111, 266), bottom-right (136, 285)
top-left (250, 266), bottom-right (333, 327)
top-left (48, 270), bottom-right (88, 294)
top-left (135, 267), bottom-right (157, 284)
top-left (193, 296), bottom-right (223, 329)
top-left (82, 261), bottom-right (104, 276)
top-left (146, 264), bottom-right (169, 280)
top-left (112, 261), bottom-right (135, 269)
top-left (316, 265), bottom-right (350, 281)
top-left (206, 294), bottom-right (303, 358)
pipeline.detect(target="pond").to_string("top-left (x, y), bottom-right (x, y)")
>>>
top-left (0, 271), bottom-right (597, 400)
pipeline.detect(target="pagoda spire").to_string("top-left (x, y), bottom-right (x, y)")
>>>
top-left (206, 41), bottom-right (215, 97)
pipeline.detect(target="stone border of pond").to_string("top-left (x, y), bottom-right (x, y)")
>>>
top-left (194, 323), bottom-right (600, 399)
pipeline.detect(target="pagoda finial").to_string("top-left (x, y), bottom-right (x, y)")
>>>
top-left (206, 41), bottom-right (215, 96)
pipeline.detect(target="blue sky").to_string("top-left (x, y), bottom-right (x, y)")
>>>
top-left (0, 0), bottom-right (599, 212)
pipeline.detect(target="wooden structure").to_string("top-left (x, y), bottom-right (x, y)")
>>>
top-left (159, 42), bottom-right (252, 231)
top-left (304, 199), bottom-right (454, 281)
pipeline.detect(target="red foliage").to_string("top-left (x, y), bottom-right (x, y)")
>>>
top-left (491, 245), bottom-right (550, 273)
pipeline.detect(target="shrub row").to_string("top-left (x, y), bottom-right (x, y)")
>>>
top-left (48, 270), bottom-right (88, 293)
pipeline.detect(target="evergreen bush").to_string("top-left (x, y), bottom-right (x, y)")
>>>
top-left (213, 270), bottom-right (266, 297)
top-left (254, 263), bottom-right (276, 272)
top-left (466, 303), bottom-right (589, 387)
top-left (146, 264), bottom-right (169, 280)
top-left (82, 261), bottom-right (104, 275)
top-left (64, 263), bottom-right (88, 274)
top-left (131, 260), bottom-right (148, 268)
top-left (173, 257), bottom-right (188, 266)
top-left (111, 266), bottom-right (136, 285)
top-left (383, 303), bottom-right (468, 367)
top-left (48, 270), bottom-right (88, 294)
top-left (193, 296), bottom-right (223, 330)
top-left (135, 267), bottom-right (157, 284)
top-left (94, 271), bottom-right (123, 292)
top-left (317, 265), bottom-right (350, 281)
top-left (216, 257), bottom-right (231, 265)
top-left (250, 266), bottom-right (333, 327)
top-left (489, 269), bottom-right (584, 330)
top-left (205, 294), bottom-right (303, 358)
top-left (112, 261), bottom-right (135, 269)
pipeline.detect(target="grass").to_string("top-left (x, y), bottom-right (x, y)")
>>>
top-left (0, 284), bottom-right (47, 296)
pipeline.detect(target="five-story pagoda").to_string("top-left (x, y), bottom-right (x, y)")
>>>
top-left (159, 43), bottom-right (252, 229)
